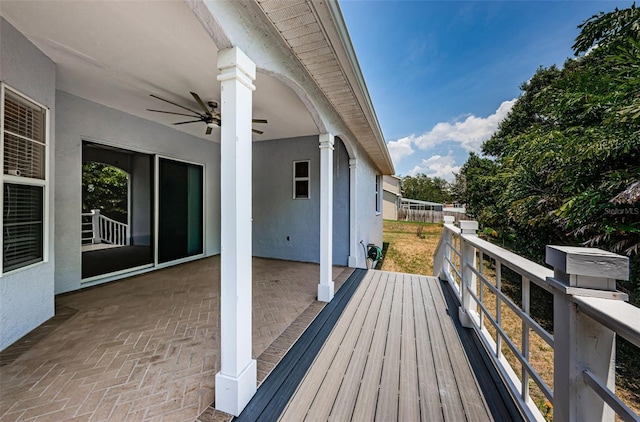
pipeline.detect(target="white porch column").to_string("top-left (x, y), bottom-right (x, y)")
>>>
top-left (318, 133), bottom-right (334, 302)
top-left (347, 158), bottom-right (359, 268)
top-left (215, 46), bottom-right (257, 417)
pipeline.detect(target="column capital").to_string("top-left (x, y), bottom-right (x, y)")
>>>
top-left (217, 46), bottom-right (256, 91)
top-left (319, 133), bottom-right (334, 150)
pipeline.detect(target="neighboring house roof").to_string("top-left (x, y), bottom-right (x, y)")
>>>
top-left (257, 0), bottom-right (394, 175)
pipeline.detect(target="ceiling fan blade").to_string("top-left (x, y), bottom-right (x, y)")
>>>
top-left (206, 126), bottom-right (213, 135)
top-left (147, 109), bottom-right (199, 118)
top-left (173, 120), bottom-right (203, 125)
top-left (252, 128), bottom-right (264, 135)
top-left (150, 94), bottom-right (202, 115)
top-left (252, 119), bottom-right (268, 124)
top-left (190, 92), bottom-right (213, 116)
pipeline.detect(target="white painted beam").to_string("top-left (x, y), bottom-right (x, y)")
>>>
top-left (215, 46), bottom-right (257, 417)
top-left (318, 133), bottom-right (334, 302)
top-left (348, 158), bottom-right (358, 268)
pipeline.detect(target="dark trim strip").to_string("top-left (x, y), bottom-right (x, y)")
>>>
top-left (439, 278), bottom-right (525, 422)
top-left (235, 268), bottom-right (368, 421)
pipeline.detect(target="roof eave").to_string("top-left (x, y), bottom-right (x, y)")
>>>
top-left (316, 1), bottom-right (394, 175)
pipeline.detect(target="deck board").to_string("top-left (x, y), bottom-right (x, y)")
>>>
top-left (350, 272), bottom-right (394, 421)
top-left (305, 271), bottom-right (381, 421)
top-left (328, 271), bottom-right (386, 421)
top-left (412, 275), bottom-right (445, 421)
top-left (374, 272), bottom-right (403, 421)
top-left (426, 277), bottom-right (493, 421)
top-left (399, 275), bottom-right (420, 421)
top-left (420, 274), bottom-right (468, 421)
top-left (279, 271), bottom-right (495, 422)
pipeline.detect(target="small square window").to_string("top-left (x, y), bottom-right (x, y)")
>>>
top-left (293, 160), bottom-right (310, 199)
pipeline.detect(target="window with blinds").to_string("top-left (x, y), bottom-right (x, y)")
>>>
top-left (3, 90), bottom-right (46, 179)
top-left (2, 85), bottom-right (48, 273)
top-left (3, 184), bottom-right (43, 272)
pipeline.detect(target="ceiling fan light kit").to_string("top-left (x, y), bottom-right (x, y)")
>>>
top-left (147, 92), bottom-right (267, 136)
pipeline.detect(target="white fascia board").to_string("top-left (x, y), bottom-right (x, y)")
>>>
top-left (311, 0), bottom-right (394, 175)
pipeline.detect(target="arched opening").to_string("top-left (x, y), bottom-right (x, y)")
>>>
top-left (82, 161), bottom-right (129, 244)
top-left (81, 142), bottom-right (154, 279)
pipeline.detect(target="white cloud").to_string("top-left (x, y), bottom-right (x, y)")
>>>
top-left (408, 152), bottom-right (461, 181)
top-left (387, 136), bottom-right (415, 163)
top-left (412, 99), bottom-right (516, 153)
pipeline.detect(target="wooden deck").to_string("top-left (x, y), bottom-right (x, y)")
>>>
top-left (279, 270), bottom-right (493, 422)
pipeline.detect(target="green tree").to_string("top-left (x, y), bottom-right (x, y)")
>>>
top-left (459, 4), bottom-right (640, 299)
top-left (82, 162), bottom-right (128, 223)
top-left (401, 174), bottom-right (451, 204)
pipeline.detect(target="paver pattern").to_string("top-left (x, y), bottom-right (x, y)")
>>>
top-left (0, 256), bottom-right (345, 421)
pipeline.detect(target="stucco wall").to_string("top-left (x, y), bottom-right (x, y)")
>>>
top-left (252, 136), bottom-right (350, 265)
top-left (0, 17), bottom-right (56, 351)
top-left (353, 144), bottom-right (384, 268)
top-left (55, 90), bottom-right (221, 294)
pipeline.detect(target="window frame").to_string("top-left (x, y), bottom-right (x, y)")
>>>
top-left (293, 160), bottom-right (310, 200)
top-left (0, 83), bottom-right (50, 275)
top-left (375, 174), bottom-right (381, 214)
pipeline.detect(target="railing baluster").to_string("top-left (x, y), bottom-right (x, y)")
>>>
top-left (496, 261), bottom-right (502, 359)
top-left (522, 276), bottom-right (530, 403)
top-left (479, 251), bottom-right (484, 329)
top-left (434, 223), bottom-right (637, 422)
top-left (81, 210), bottom-right (129, 246)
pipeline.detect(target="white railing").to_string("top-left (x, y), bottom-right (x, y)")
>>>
top-left (434, 217), bottom-right (640, 422)
top-left (81, 209), bottom-right (128, 246)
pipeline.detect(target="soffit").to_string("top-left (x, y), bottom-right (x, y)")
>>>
top-left (255, 0), bottom-right (394, 174)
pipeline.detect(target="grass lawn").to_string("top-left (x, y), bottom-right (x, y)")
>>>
top-left (380, 220), bottom-right (442, 276)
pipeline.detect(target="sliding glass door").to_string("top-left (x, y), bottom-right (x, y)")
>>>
top-left (158, 158), bottom-right (203, 263)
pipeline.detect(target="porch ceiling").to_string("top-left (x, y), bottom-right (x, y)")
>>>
top-left (0, 1), bottom-right (318, 142)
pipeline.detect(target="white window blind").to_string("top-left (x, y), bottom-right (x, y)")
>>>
top-left (2, 85), bottom-right (48, 273)
top-left (3, 184), bottom-right (43, 272)
top-left (3, 90), bottom-right (46, 179)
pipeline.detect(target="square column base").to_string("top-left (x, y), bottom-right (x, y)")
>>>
top-left (215, 359), bottom-right (257, 416)
top-left (318, 282), bottom-right (335, 302)
top-left (348, 255), bottom-right (358, 268)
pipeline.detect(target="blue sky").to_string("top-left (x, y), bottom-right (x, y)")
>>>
top-left (340, 0), bottom-right (635, 180)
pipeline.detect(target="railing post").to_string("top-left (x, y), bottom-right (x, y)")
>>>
top-left (458, 220), bottom-right (478, 329)
top-left (546, 245), bottom-right (629, 422)
top-left (91, 209), bottom-right (101, 244)
top-left (439, 216), bottom-right (455, 280)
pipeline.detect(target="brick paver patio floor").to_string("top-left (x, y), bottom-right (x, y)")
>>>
top-left (0, 256), bottom-right (348, 421)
